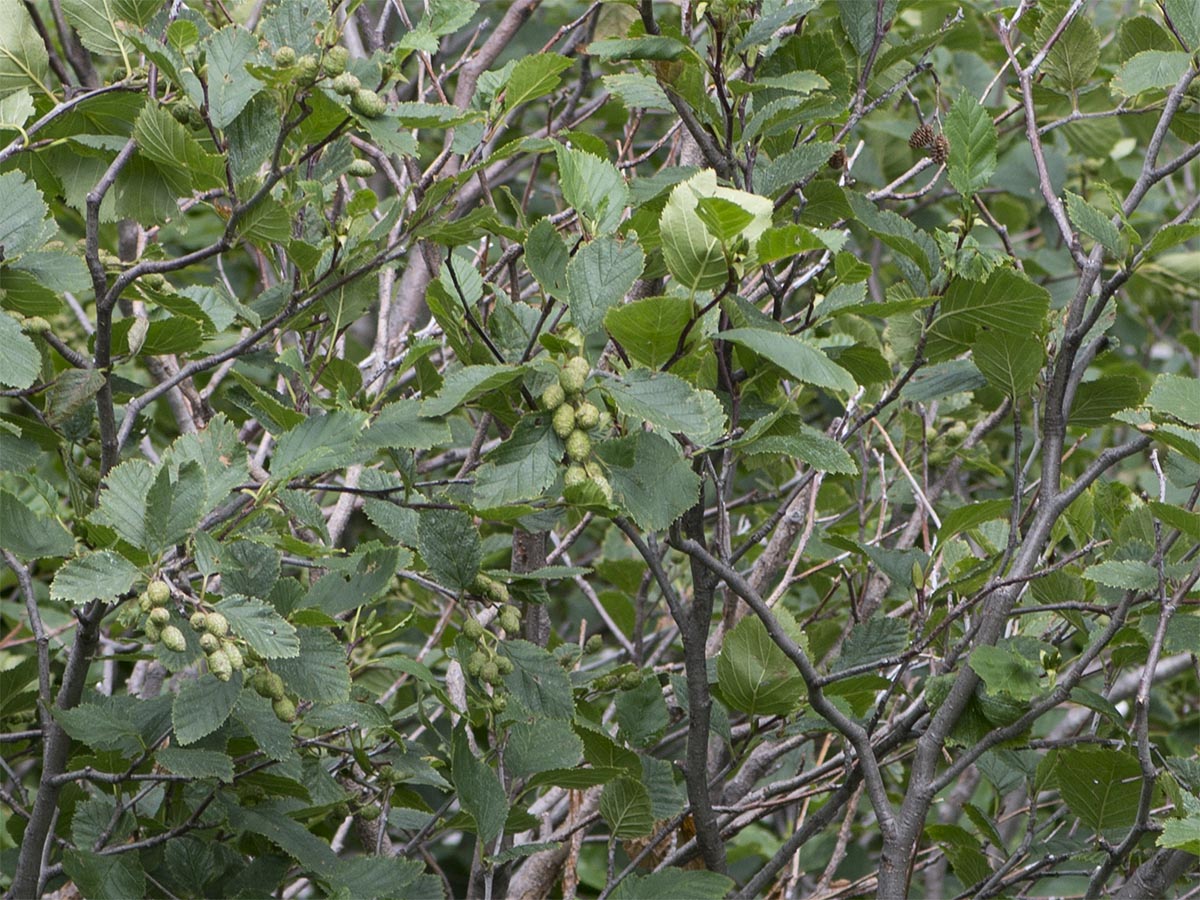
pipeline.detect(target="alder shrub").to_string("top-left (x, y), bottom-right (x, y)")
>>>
top-left (1, 1), bottom-right (1198, 897)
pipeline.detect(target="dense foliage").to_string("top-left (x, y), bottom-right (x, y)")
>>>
top-left (1, 0), bottom-right (1198, 897)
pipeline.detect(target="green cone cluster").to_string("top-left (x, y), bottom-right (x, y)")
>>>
top-left (187, 609), bottom-right (244, 683)
top-left (461, 602), bottom-right (520, 714)
top-left (250, 669), bottom-right (296, 722)
top-left (543, 355), bottom-right (612, 502)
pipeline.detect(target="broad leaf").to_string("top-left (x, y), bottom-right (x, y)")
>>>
top-left (594, 431), bottom-right (701, 531)
top-left (604, 369), bottom-right (726, 446)
top-left (1057, 747), bottom-right (1143, 832)
top-left (215, 594), bottom-right (300, 659)
top-left (944, 92), bottom-right (997, 198)
top-left (172, 673), bottom-right (242, 744)
top-left (0, 489), bottom-right (73, 559)
top-left (719, 328), bottom-right (858, 393)
top-left (417, 509), bottom-right (481, 592)
top-left (565, 236), bottom-right (644, 334)
top-left (973, 330), bottom-right (1044, 396)
top-left (451, 725), bottom-right (508, 846)
top-left (717, 607), bottom-right (807, 717)
top-left (599, 776), bottom-right (654, 838)
top-left (51, 551), bottom-right (139, 605)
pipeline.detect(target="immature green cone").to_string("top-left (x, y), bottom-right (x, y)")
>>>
top-left (296, 54), bottom-right (319, 85)
top-left (565, 429), bottom-right (591, 462)
top-left (147, 580), bottom-right (170, 606)
top-left (463, 617), bottom-right (485, 641)
top-left (358, 804), bottom-right (382, 821)
top-left (480, 661), bottom-right (501, 685)
top-left (223, 641), bottom-right (244, 670)
top-left (264, 672), bottom-right (286, 700)
top-left (347, 158), bottom-right (376, 177)
top-left (467, 649), bottom-right (488, 677)
top-left (273, 696), bottom-right (297, 722)
top-left (559, 357), bottom-right (589, 394)
top-left (574, 402), bottom-right (600, 430)
top-left (351, 89), bottom-right (386, 118)
top-left (564, 464), bottom-right (588, 488)
top-left (498, 605), bottom-right (521, 635)
top-left (472, 573), bottom-right (510, 604)
top-left (161, 625), bottom-right (187, 653)
top-left (198, 633), bottom-right (219, 654)
top-left (190, 611), bottom-right (207, 631)
top-left (541, 382), bottom-right (566, 410)
top-left (273, 46), bottom-right (296, 67)
top-left (143, 620), bottom-right (161, 643)
top-left (149, 607), bottom-right (170, 626)
top-left (552, 403), bottom-right (576, 439)
top-left (208, 649), bottom-right (233, 681)
top-left (332, 72), bottom-right (361, 96)
top-left (585, 634), bottom-right (603, 653)
top-left (323, 46), bottom-right (349, 76)
top-left (495, 655), bottom-right (514, 675)
top-left (204, 612), bottom-right (228, 636)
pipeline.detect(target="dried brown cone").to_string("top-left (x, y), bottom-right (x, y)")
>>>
top-left (929, 134), bottom-right (950, 164)
top-left (827, 147), bottom-right (846, 169)
top-left (908, 122), bottom-right (935, 149)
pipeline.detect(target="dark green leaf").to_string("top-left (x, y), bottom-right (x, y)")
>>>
top-left (451, 725), bottom-right (507, 846)
top-left (417, 508), bottom-right (481, 592)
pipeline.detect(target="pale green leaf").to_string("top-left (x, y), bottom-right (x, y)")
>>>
top-left (472, 419), bottom-right (561, 508)
top-left (1163, 0), bottom-right (1200, 49)
top-left (1064, 191), bottom-right (1123, 255)
top-left (557, 145), bottom-right (627, 235)
top-left (1146, 373), bottom-right (1200, 426)
top-left (973, 330), bottom-right (1044, 396)
top-left (0, 489), bottom-right (74, 559)
top-left (1082, 560), bottom-right (1158, 592)
top-left (566, 236), bottom-right (644, 333)
top-left (602, 73), bottom-right (671, 111)
top-left (0, 311), bottom-right (41, 391)
top-left (603, 295), bottom-right (693, 368)
top-left (604, 369), bottom-right (726, 446)
top-left (0, 171), bottom-right (51, 258)
top-left (50, 551), bottom-right (139, 605)
top-left (505, 53), bottom-right (572, 110)
top-left (1039, 12), bottom-right (1099, 91)
top-left (451, 725), bottom-right (508, 846)
top-left (270, 410), bottom-right (368, 481)
top-left (421, 364), bottom-right (525, 417)
top-left (599, 776), bottom-right (654, 838)
top-left (500, 640), bottom-right (575, 719)
top-left (717, 606), bottom-right (807, 717)
top-left (610, 870), bottom-right (735, 900)
top-left (205, 27), bottom-right (262, 130)
top-left (155, 747), bottom-right (234, 782)
top-left (1111, 50), bottom-right (1192, 96)
top-left (0, 5), bottom-right (51, 99)
top-left (719, 327), bottom-right (858, 393)
top-left (614, 675), bottom-right (670, 747)
top-left (944, 92), bottom-right (997, 198)
top-left (270, 627), bottom-right (351, 702)
top-left (594, 431), bottom-right (701, 531)
top-left (215, 594), bottom-right (300, 659)
top-left (1158, 815), bottom-right (1200, 854)
top-left (505, 719), bottom-right (583, 777)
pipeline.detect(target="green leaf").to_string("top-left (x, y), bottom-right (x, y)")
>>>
top-left (565, 236), bottom-right (645, 334)
top-left (1039, 12), bottom-right (1099, 91)
top-left (50, 550), bottom-right (139, 605)
top-left (1064, 191), bottom-right (1122, 255)
top-left (326, 858), bottom-right (428, 899)
top-left (161, 413), bottom-right (250, 517)
top-left (1057, 747), bottom-right (1143, 832)
top-left (234, 692), bottom-right (296, 762)
top-left (1158, 815), bottom-right (1200, 854)
top-left (838, 0), bottom-right (897, 55)
top-left (133, 103), bottom-right (225, 192)
top-left (924, 824), bottom-right (990, 890)
top-left (0, 489), bottom-right (73, 558)
top-left (223, 798), bottom-right (339, 874)
top-left (421, 364), bottom-right (525, 417)
top-left (1148, 500), bottom-right (1200, 540)
top-left (557, 145), bottom-right (627, 235)
top-left (1147, 373), bottom-right (1200, 426)
top-left (614, 675), bottom-right (670, 747)
top-left (525, 217), bottom-right (570, 298)
top-left (973, 330), bottom-right (1044, 396)
top-left (599, 776), bottom-right (654, 838)
top-left (937, 500), bottom-right (1010, 543)
top-left (610, 869), bottom-right (734, 900)
top-left (1069, 376), bottom-right (1143, 428)
top-left (61, 0), bottom-right (153, 58)
top-left (604, 369), bottom-right (726, 447)
top-left (473, 419), bottom-right (561, 508)
top-left (602, 73), bottom-right (671, 111)
top-left (362, 399), bottom-right (451, 451)
top-left (500, 640), bottom-right (575, 719)
top-left (62, 850), bottom-right (146, 900)
top-left (270, 628), bottom-right (351, 702)
top-left (215, 594), bottom-right (300, 659)
top-left (1111, 50), bottom-right (1192, 96)
top-left (505, 719), bottom-right (584, 777)
top-left (0, 4), bottom-right (50, 99)
top-left (755, 143), bottom-right (840, 197)
top-left (417, 508), bottom-right (481, 592)
top-left (504, 53), bottom-right (572, 110)
top-left (719, 328), bottom-right (858, 393)
top-left (695, 196), bottom-right (755, 242)
top-left (835, 618), bottom-right (909, 672)
top-left (205, 27), bottom-right (263, 129)
top-left (271, 410), bottom-right (368, 481)
top-left (944, 92), bottom-right (997, 198)
top-left (53, 697), bottom-right (143, 753)
top-left (927, 269), bottom-right (1050, 361)
top-left (716, 607), bottom-right (807, 717)
top-left (603, 295), bottom-right (693, 368)
top-left (0, 171), bottom-right (51, 259)
top-left (156, 747), bottom-right (235, 782)
top-left (1163, 0), bottom-right (1200, 49)
top-left (734, 416), bottom-right (858, 475)
top-left (451, 725), bottom-right (508, 846)
top-left (969, 642), bottom-right (1042, 702)
top-left (304, 545), bottom-right (402, 617)
top-left (172, 672), bottom-right (242, 745)
top-left (594, 431), bottom-right (701, 531)
top-left (144, 460), bottom-right (206, 555)
top-left (1140, 219), bottom-right (1200, 261)
top-left (587, 36), bottom-right (687, 61)
top-left (1082, 560), bottom-right (1158, 592)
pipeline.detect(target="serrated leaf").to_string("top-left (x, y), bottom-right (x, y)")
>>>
top-left (1082, 560), bottom-right (1158, 592)
top-left (1146, 373), bottom-right (1200, 426)
top-left (1039, 12), bottom-right (1099, 91)
top-left (172, 673), bottom-right (242, 744)
top-left (1158, 815), bottom-right (1200, 854)
top-left (1111, 50), bottom-right (1192, 96)
top-left (557, 145), bottom-right (627, 235)
top-left (969, 642), bottom-right (1042, 702)
top-left (270, 410), bottom-right (368, 481)
top-left (594, 431), bottom-right (701, 531)
top-left (719, 327), bottom-right (858, 393)
top-left (421, 364), bottom-right (525, 417)
top-left (133, 103), bottom-right (225, 192)
top-left (417, 508), bottom-right (481, 592)
top-left (205, 26), bottom-right (262, 130)
top-left (144, 460), bottom-right (206, 554)
top-left (0, 5), bottom-right (51, 100)
top-left (1069, 376), bottom-right (1143, 428)
top-left (223, 798), bottom-right (338, 873)
top-left (156, 747), bottom-right (234, 782)
top-left (451, 725), bottom-right (507, 846)
top-left (599, 776), bottom-right (654, 838)
top-left (614, 674), bottom-right (670, 747)
top-left (602, 73), bottom-right (671, 111)
top-left (973, 330), bottom-right (1044, 396)
top-left (215, 594), bottom-right (299, 659)
top-left (717, 607), bottom-right (807, 717)
top-left (944, 92), bottom-right (997, 198)
top-left (755, 143), bottom-right (840, 197)
top-left (525, 217), bottom-right (570, 298)
top-left (603, 295), bottom-right (693, 368)
top-left (587, 36), bottom-right (687, 61)
top-left (53, 698), bottom-right (143, 753)
top-left (504, 53), bottom-right (572, 110)
top-left (937, 500), bottom-right (1010, 543)
top-left (304, 545), bottom-right (402, 616)
top-left (62, 851), bottom-right (145, 900)
top-left (270, 628), bottom-right (351, 702)
top-left (91, 458), bottom-right (155, 547)
top-left (362, 399), bottom-right (451, 451)
top-left (0, 489), bottom-right (73, 559)
top-left (0, 171), bottom-right (51, 259)
top-left (1163, 0), bottom-right (1200, 49)
top-left (565, 236), bottom-right (644, 334)
top-left (610, 869), bottom-right (735, 900)
top-left (604, 369), bottom-right (726, 446)
top-left (473, 419), bottom-right (561, 508)
top-left (1065, 191), bottom-right (1122, 255)
top-left (835, 618), bottom-right (909, 672)
top-left (505, 719), bottom-right (583, 777)
top-left (927, 269), bottom-right (1050, 361)
top-left (1057, 747), bottom-right (1142, 832)
top-left (50, 551), bottom-right (139, 605)
top-left (500, 640), bottom-right (575, 719)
